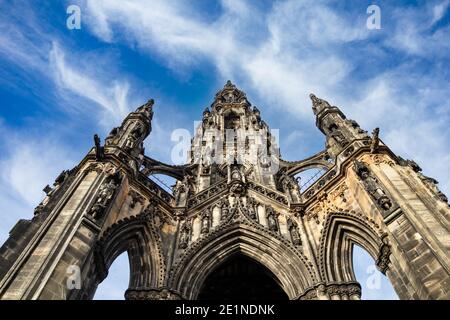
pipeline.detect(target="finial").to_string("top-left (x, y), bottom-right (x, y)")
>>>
top-left (135, 99), bottom-right (154, 120)
top-left (203, 107), bottom-right (210, 115)
top-left (224, 80), bottom-right (235, 89)
top-left (370, 127), bottom-right (380, 153)
top-left (93, 134), bottom-right (104, 161)
top-left (309, 93), bottom-right (331, 115)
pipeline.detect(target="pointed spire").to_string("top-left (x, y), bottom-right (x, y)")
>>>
top-left (224, 80), bottom-right (236, 89)
top-left (135, 99), bottom-right (154, 120)
top-left (310, 93), bottom-right (331, 115)
top-left (203, 107), bottom-right (210, 115)
top-left (212, 80), bottom-right (247, 107)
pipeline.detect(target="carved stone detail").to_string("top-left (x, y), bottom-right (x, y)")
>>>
top-left (354, 160), bottom-right (393, 211)
top-left (88, 173), bottom-right (121, 219)
top-left (125, 288), bottom-right (182, 300)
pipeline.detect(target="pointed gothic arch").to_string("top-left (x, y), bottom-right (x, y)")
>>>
top-left (94, 215), bottom-right (165, 296)
top-left (319, 211), bottom-right (386, 284)
top-left (169, 222), bottom-right (317, 299)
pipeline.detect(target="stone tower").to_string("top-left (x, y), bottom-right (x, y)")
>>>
top-left (0, 81), bottom-right (449, 300)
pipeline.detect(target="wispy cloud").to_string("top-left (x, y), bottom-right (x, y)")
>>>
top-left (82, 0), bottom-right (450, 197)
top-left (49, 42), bottom-right (132, 126)
top-left (0, 2), bottom-right (137, 128)
top-left (0, 123), bottom-right (77, 243)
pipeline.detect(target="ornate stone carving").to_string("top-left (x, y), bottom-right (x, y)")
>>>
top-left (201, 208), bottom-right (211, 234)
top-left (330, 183), bottom-right (348, 203)
top-left (297, 282), bottom-right (361, 300)
top-left (331, 130), bottom-right (348, 147)
top-left (287, 217), bottom-right (301, 245)
top-left (372, 154), bottom-right (395, 167)
top-left (125, 287), bottom-right (181, 300)
top-left (129, 190), bottom-right (144, 209)
top-left (370, 127), bottom-right (380, 153)
top-left (187, 180), bottom-right (228, 208)
top-left (376, 234), bottom-right (391, 274)
top-left (265, 206), bottom-right (279, 231)
top-left (105, 127), bottom-right (119, 146)
top-left (89, 173), bottom-right (121, 219)
top-left (178, 219), bottom-right (192, 249)
top-left (220, 199), bottom-right (230, 221)
top-left (93, 134), bottom-right (104, 161)
top-left (247, 181), bottom-right (289, 206)
top-left (354, 160), bottom-right (392, 211)
top-left (125, 124), bottom-right (144, 151)
top-left (246, 197), bottom-right (258, 220)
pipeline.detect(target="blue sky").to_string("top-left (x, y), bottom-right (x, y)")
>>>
top-left (1, 0), bottom-right (449, 300)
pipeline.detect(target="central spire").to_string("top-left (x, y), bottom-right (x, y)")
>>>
top-left (211, 80), bottom-right (250, 111)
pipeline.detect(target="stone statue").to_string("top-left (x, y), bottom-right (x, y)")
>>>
top-left (94, 134), bottom-right (104, 161)
top-left (179, 220), bottom-right (191, 249)
top-left (201, 209), bottom-right (211, 234)
top-left (370, 127), bottom-right (380, 153)
top-left (287, 217), bottom-right (301, 245)
top-left (172, 180), bottom-right (186, 205)
top-left (125, 125), bottom-right (143, 150)
top-left (90, 177), bottom-right (119, 219)
top-left (231, 165), bottom-right (242, 181)
top-left (221, 201), bottom-right (230, 221)
top-left (266, 206), bottom-right (278, 231)
top-left (354, 161), bottom-right (392, 211)
top-left (247, 197), bottom-right (257, 220)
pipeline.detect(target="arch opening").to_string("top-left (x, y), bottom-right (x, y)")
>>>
top-left (295, 167), bottom-right (328, 193)
top-left (149, 173), bottom-right (177, 194)
top-left (94, 252), bottom-right (130, 300)
top-left (197, 254), bottom-right (289, 300)
top-left (352, 245), bottom-right (398, 300)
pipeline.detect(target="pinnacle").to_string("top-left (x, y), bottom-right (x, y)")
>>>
top-left (225, 80), bottom-right (233, 87)
top-left (309, 93), bottom-right (331, 115)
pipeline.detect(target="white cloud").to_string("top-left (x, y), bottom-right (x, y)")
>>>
top-left (387, 1), bottom-right (450, 57)
top-left (0, 128), bottom-right (75, 206)
top-left (431, 0), bottom-right (450, 25)
top-left (81, 0), bottom-right (450, 200)
top-left (0, 125), bottom-right (77, 243)
top-left (0, 3), bottom-right (137, 129)
top-left (49, 42), bottom-right (132, 126)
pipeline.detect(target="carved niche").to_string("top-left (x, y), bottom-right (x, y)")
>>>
top-left (89, 172), bottom-right (122, 220)
top-left (354, 160), bottom-right (393, 212)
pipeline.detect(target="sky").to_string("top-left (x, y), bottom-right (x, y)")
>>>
top-left (1, 0), bottom-right (449, 300)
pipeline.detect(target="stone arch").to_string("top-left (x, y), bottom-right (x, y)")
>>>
top-left (281, 150), bottom-right (333, 177)
top-left (141, 156), bottom-right (194, 181)
top-left (169, 222), bottom-right (317, 299)
top-left (319, 211), bottom-right (385, 283)
top-left (95, 215), bottom-right (165, 293)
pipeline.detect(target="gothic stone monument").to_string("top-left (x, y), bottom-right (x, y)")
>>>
top-left (0, 81), bottom-right (449, 300)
